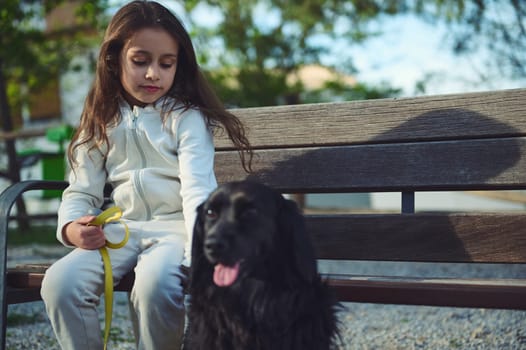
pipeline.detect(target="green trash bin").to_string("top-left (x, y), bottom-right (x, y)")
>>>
top-left (40, 151), bottom-right (67, 198)
top-left (16, 125), bottom-right (75, 198)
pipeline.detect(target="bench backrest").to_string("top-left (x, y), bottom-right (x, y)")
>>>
top-left (214, 88), bottom-right (526, 264)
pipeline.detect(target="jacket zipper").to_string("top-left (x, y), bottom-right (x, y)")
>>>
top-left (131, 107), bottom-right (152, 220)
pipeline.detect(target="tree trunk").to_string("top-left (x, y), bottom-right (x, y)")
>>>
top-left (0, 62), bottom-right (29, 230)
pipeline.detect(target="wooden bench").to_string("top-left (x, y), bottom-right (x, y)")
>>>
top-left (2, 88), bottom-right (526, 348)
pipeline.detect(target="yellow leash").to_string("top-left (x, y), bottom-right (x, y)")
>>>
top-left (88, 207), bottom-right (129, 350)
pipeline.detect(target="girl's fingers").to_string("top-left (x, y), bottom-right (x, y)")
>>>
top-left (79, 224), bottom-right (106, 249)
top-left (77, 215), bottom-right (98, 225)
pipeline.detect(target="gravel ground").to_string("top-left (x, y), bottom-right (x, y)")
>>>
top-left (7, 294), bottom-right (136, 350)
top-left (6, 246), bottom-right (526, 349)
top-left (7, 298), bottom-right (526, 349)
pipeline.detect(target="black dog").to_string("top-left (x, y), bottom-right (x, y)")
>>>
top-left (184, 181), bottom-right (340, 350)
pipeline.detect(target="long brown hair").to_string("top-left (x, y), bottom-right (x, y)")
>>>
top-left (69, 0), bottom-right (252, 171)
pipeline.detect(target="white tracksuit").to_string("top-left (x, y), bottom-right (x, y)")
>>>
top-left (41, 100), bottom-right (217, 349)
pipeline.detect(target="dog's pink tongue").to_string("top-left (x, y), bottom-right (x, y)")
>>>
top-left (213, 262), bottom-right (240, 287)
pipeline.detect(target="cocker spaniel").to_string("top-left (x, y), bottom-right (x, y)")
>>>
top-left (184, 181), bottom-right (340, 350)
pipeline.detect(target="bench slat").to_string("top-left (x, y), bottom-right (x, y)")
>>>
top-left (7, 266), bottom-right (135, 291)
top-left (309, 213), bottom-right (526, 263)
top-left (215, 137), bottom-right (526, 192)
top-left (217, 89), bottom-right (526, 149)
top-left (326, 275), bottom-right (526, 310)
top-left (8, 265), bottom-right (525, 309)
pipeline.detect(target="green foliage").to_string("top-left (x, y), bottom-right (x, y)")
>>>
top-left (0, 0), bottom-right (108, 128)
top-left (302, 81), bottom-right (402, 104)
top-left (185, 0), bottom-right (406, 107)
top-left (2, 1), bottom-right (93, 85)
top-left (186, 0), bottom-right (525, 106)
top-left (8, 225), bottom-right (57, 246)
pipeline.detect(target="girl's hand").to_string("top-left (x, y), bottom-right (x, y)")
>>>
top-left (62, 216), bottom-right (106, 249)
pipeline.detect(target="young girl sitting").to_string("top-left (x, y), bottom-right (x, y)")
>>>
top-left (41, 1), bottom-right (251, 349)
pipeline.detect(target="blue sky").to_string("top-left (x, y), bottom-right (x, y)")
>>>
top-left (345, 14), bottom-right (524, 97)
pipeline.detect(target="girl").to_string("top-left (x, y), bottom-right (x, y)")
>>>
top-left (41, 1), bottom-right (251, 349)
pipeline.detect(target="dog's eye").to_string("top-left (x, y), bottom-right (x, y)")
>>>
top-left (205, 209), bottom-right (218, 219)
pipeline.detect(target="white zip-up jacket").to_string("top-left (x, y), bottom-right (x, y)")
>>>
top-left (57, 101), bottom-right (217, 265)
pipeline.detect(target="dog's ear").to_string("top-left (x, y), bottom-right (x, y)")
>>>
top-left (278, 198), bottom-right (318, 283)
top-left (191, 202), bottom-right (206, 262)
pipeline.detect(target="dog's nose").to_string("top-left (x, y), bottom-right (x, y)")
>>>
top-left (204, 236), bottom-right (226, 258)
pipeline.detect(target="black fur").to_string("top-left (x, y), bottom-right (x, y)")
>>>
top-left (184, 181), bottom-right (340, 350)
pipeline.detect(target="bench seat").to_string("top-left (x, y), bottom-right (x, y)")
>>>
top-left (7, 264), bottom-right (526, 309)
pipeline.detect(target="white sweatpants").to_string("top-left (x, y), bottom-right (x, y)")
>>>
top-left (41, 220), bottom-right (187, 350)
